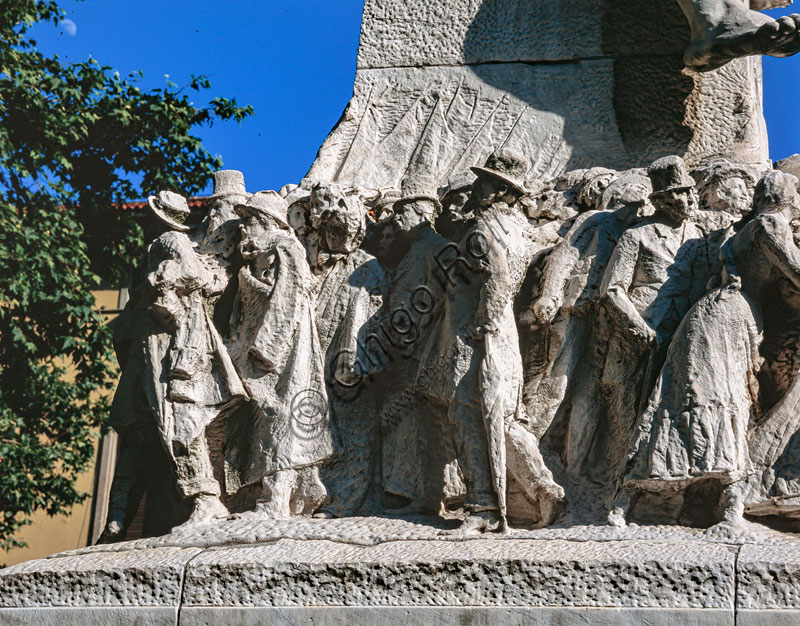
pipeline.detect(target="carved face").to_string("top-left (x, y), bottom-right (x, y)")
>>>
top-left (443, 189), bottom-right (471, 215)
top-left (706, 176), bottom-right (752, 217)
top-left (653, 188), bottom-right (696, 223)
top-left (470, 175), bottom-right (503, 210)
top-left (238, 216), bottom-right (269, 260)
top-left (393, 200), bottom-right (432, 232)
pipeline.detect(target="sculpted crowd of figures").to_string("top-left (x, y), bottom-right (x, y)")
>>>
top-left (100, 151), bottom-right (800, 541)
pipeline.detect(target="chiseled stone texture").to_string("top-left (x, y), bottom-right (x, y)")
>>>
top-left (308, 0), bottom-right (769, 190)
top-left (181, 539), bottom-right (735, 608)
top-left (4, 524), bottom-right (800, 624)
top-left (737, 543), bottom-right (800, 610)
top-left (0, 547), bottom-right (200, 608)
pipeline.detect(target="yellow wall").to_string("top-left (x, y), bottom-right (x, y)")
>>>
top-left (0, 290), bottom-right (122, 566)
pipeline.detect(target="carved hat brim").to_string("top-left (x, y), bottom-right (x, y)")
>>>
top-left (394, 194), bottom-right (443, 210)
top-left (649, 183), bottom-right (694, 198)
top-left (147, 196), bottom-right (191, 232)
top-left (470, 166), bottom-right (527, 194)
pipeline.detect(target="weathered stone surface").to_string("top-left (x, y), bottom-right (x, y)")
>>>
top-left (179, 606), bottom-right (733, 626)
top-left (0, 547), bottom-right (200, 607)
top-left (181, 539), bottom-right (735, 608)
top-left (738, 543), bottom-right (800, 609)
top-left (0, 607), bottom-right (177, 626)
top-left (309, 0), bottom-right (769, 190)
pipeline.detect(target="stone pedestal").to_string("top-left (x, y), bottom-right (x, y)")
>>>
top-left (308, 0), bottom-right (769, 189)
top-left (2, 517), bottom-right (800, 625)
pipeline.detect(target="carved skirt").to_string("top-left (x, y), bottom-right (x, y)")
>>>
top-left (623, 287), bottom-right (762, 488)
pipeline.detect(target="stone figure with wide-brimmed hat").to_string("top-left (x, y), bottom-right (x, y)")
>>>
top-left (224, 191), bottom-right (333, 519)
top-left (420, 150), bottom-right (566, 533)
top-left (100, 173), bottom-right (252, 543)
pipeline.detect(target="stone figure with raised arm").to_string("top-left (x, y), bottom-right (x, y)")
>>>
top-left (679, 0), bottom-right (800, 71)
top-left (613, 171), bottom-right (800, 534)
top-left (599, 157), bottom-right (708, 515)
top-left (100, 173), bottom-right (250, 543)
top-left (422, 149), bottom-right (564, 533)
top-left (224, 191), bottom-right (333, 519)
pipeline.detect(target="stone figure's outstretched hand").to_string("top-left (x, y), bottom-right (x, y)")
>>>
top-left (682, 0), bottom-right (800, 71)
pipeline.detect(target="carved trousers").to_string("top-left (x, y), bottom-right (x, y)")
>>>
top-left (447, 344), bottom-right (498, 512)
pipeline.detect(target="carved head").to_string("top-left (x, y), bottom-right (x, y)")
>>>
top-left (393, 176), bottom-right (441, 232)
top-left (438, 171), bottom-right (475, 216)
top-left (470, 148), bottom-right (529, 210)
top-left (753, 171), bottom-right (800, 216)
top-left (309, 182), bottom-right (366, 254)
top-left (578, 167), bottom-right (618, 211)
top-left (692, 159), bottom-right (758, 218)
top-left (648, 156), bottom-right (697, 223)
top-left (234, 191), bottom-right (290, 259)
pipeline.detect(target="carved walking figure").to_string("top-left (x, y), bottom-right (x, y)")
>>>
top-left (100, 175), bottom-right (250, 542)
top-left (224, 191), bottom-right (333, 518)
top-left (613, 171), bottom-right (800, 532)
top-left (422, 149), bottom-right (565, 532)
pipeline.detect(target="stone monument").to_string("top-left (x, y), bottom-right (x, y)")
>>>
top-left (5, 1), bottom-right (800, 625)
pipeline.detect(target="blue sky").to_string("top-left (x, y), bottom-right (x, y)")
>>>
top-left (32, 1), bottom-right (800, 195)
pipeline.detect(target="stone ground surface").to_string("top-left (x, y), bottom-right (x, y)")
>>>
top-left (2, 516), bottom-right (800, 625)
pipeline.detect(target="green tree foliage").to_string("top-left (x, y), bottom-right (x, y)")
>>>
top-left (0, 0), bottom-right (253, 550)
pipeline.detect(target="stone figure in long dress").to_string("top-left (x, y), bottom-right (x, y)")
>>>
top-left (612, 171), bottom-right (800, 532)
top-left (224, 191), bottom-right (333, 519)
top-left (421, 149), bottom-right (564, 532)
top-left (303, 182), bottom-right (389, 517)
top-left (524, 171), bottom-right (651, 485)
top-left (598, 157), bottom-right (709, 505)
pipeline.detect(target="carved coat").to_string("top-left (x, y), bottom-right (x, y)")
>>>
top-left (224, 230), bottom-right (333, 492)
top-left (312, 248), bottom-right (388, 516)
top-left (421, 204), bottom-right (561, 521)
top-left (111, 231), bottom-right (245, 457)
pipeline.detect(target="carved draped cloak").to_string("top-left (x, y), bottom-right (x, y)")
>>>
top-left (224, 231), bottom-right (333, 492)
top-left (624, 212), bottom-right (800, 490)
top-left (110, 231), bottom-right (245, 458)
top-left (312, 248), bottom-right (388, 516)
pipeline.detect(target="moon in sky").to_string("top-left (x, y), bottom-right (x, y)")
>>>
top-left (61, 19), bottom-right (77, 37)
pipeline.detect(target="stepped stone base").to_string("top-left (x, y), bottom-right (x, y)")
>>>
top-left (2, 517), bottom-right (800, 625)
